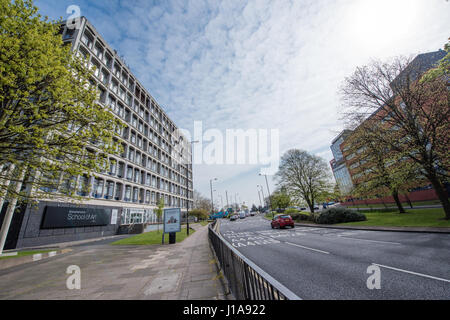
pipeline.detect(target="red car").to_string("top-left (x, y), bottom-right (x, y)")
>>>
top-left (271, 214), bottom-right (295, 229)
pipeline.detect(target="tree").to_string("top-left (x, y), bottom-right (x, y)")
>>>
top-left (251, 204), bottom-right (258, 212)
top-left (271, 189), bottom-right (291, 211)
top-left (193, 190), bottom-right (211, 212)
top-left (0, 0), bottom-right (122, 253)
top-left (154, 198), bottom-right (165, 233)
top-left (275, 149), bottom-right (333, 213)
top-left (340, 45), bottom-right (450, 219)
top-left (189, 209), bottom-right (208, 221)
top-left (347, 122), bottom-right (421, 213)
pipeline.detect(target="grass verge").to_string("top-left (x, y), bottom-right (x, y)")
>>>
top-left (0, 249), bottom-right (54, 260)
top-left (110, 226), bottom-right (194, 245)
top-left (337, 208), bottom-right (450, 228)
top-left (345, 199), bottom-right (445, 209)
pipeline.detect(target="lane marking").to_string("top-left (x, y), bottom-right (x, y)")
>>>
top-left (336, 236), bottom-right (401, 245)
top-left (285, 242), bottom-right (330, 255)
top-left (373, 263), bottom-right (450, 283)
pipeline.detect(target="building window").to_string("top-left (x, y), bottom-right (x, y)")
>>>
top-left (125, 186), bottom-right (132, 202)
top-left (92, 178), bottom-right (104, 198)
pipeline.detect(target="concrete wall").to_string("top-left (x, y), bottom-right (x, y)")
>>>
top-left (16, 201), bottom-right (123, 249)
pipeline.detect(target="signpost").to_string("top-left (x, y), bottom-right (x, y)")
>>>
top-left (163, 208), bottom-right (181, 244)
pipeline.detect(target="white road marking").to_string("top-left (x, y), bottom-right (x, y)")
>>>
top-left (336, 236), bottom-right (402, 245)
top-left (373, 263), bottom-right (450, 283)
top-left (285, 242), bottom-right (330, 255)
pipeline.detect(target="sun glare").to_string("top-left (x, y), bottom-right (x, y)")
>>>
top-left (348, 0), bottom-right (420, 50)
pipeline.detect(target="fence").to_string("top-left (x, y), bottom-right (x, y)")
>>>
top-left (208, 220), bottom-right (301, 300)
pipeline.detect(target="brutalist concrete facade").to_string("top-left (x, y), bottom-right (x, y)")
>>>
top-left (4, 16), bottom-right (194, 249)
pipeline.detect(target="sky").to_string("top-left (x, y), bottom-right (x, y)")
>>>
top-left (35, 0), bottom-right (450, 208)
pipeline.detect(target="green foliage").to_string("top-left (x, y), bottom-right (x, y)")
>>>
top-left (189, 209), bottom-right (209, 220)
top-left (311, 207), bottom-right (366, 224)
top-left (289, 212), bottom-right (310, 221)
top-left (271, 190), bottom-right (291, 210)
top-left (155, 198), bottom-right (164, 221)
top-left (284, 208), bottom-right (299, 214)
top-left (275, 149), bottom-right (333, 213)
top-left (0, 0), bottom-right (122, 202)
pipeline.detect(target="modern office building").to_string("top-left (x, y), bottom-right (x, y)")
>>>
top-left (329, 130), bottom-right (353, 195)
top-left (1, 17), bottom-right (193, 249)
top-left (330, 49), bottom-right (448, 206)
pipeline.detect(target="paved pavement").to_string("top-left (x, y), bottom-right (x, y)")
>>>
top-left (220, 215), bottom-right (450, 300)
top-left (0, 223), bottom-right (230, 300)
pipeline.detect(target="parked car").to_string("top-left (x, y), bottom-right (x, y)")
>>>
top-left (239, 211), bottom-right (246, 219)
top-left (230, 215), bottom-right (238, 221)
top-left (250, 212), bottom-right (255, 216)
top-left (271, 214), bottom-right (295, 229)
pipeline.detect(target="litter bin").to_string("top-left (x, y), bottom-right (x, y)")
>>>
top-left (169, 232), bottom-right (176, 244)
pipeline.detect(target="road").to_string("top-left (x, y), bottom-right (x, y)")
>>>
top-left (219, 215), bottom-right (450, 300)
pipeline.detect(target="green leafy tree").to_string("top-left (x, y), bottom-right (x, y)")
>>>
top-left (348, 123), bottom-right (421, 213)
top-left (0, 0), bottom-right (122, 253)
top-left (275, 149), bottom-right (333, 213)
top-left (271, 189), bottom-right (291, 211)
top-left (155, 198), bottom-right (165, 233)
top-left (189, 209), bottom-right (208, 221)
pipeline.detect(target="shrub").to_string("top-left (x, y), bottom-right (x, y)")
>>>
top-left (285, 208), bottom-right (299, 215)
top-left (313, 207), bottom-right (366, 224)
top-left (290, 212), bottom-right (310, 221)
top-left (189, 209), bottom-right (209, 220)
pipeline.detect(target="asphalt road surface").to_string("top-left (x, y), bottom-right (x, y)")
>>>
top-left (219, 215), bottom-right (450, 300)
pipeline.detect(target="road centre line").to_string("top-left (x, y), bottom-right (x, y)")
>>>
top-left (336, 236), bottom-right (402, 245)
top-left (373, 263), bottom-right (450, 283)
top-left (285, 242), bottom-right (330, 255)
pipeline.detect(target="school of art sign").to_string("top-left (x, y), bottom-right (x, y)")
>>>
top-left (41, 206), bottom-right (112, 229)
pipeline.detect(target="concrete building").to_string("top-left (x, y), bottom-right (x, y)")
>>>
top-left (0, 17), bottom-right (193, 249)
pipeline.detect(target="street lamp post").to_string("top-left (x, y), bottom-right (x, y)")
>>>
top-left (258, 184), bottom-right (266, 209)
top-left (257, 188), bottom-right (263, 209)
top-left (210, 178), bottom-right (217, 215)
top-left (260, 173), bottom-right (273, 217)
top-left (186, 140), bottom-right (199, 236)
top-left (218, 194), bottom-right (224, 211)
top-left (225, 190), bottom-right (230, 210)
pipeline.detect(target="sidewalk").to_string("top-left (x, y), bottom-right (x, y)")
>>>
top-left (0, 223), bottom-right (231, 300)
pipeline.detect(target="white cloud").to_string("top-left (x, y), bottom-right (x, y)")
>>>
top-left (36, 0), bottom-right (450, 205)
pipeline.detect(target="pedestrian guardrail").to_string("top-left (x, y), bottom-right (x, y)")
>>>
top-left (208, 220), bottom-right (301, 300)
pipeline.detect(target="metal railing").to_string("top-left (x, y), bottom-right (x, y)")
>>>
top-left (208, 220), bottom-right (301, 300)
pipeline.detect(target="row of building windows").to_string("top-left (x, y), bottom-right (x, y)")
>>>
top-left (62, 22), bottom-right (193, 205)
